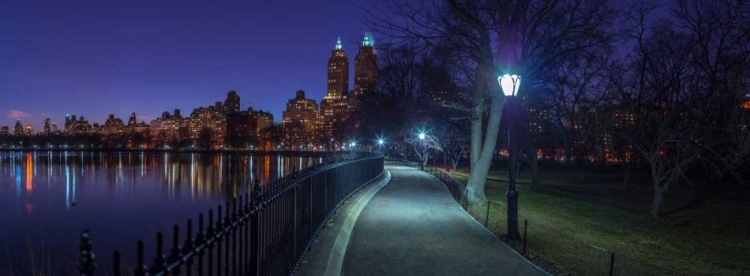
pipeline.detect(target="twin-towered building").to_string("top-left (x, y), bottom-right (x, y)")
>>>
top-left (2, 35), bottom-right (378, 150)
top-left (284, 34), bottom-right (379, 148)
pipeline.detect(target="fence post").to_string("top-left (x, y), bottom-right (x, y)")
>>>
top-left (151, 232), bottom-right (167, 273)
top-left (485, 201), bottom-right (491, 227)
top-left (609, 252), bottom-right (615, 276)
top-left (79, 229), bottom-right (96, 276)
top-left (249, 177), bottom-right (262, 276)
top-left (168, 225), bottom-right (182, 275)
top-left (184, 219), bottom-right (194, 274)
top-left (112, 250), bottom-right (121, 276)
top-left (523, 220), bottom-right (528, 255)
top-left (135, 241), bottom-right (147, 276)
top-left (293, 181), bottom-right (298, 262)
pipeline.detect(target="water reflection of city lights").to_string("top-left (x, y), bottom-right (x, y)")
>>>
top-left (33, 152), bottom-right (37, 177)
top-left (140, 152), bottom-right (145, 177)
top-left (65, 161), bottom-right (70, 210)
top-left (249, 155), bottom-right (254, 183)
top-left (25, 153), bottom-right (33, 195)
top-left (15, 161), bottom-right (21, 199)
top-left (0, 152), bottom-right (322, 211)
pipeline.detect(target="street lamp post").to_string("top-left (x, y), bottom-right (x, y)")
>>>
top-left (378, 139), bottom-right (384, 156)
top-left (499, 74), bottom-right (521, 240)
top-left (418, 132), bottom-right (426, 171)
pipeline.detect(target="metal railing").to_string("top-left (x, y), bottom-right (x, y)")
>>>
top-left (390, 160), bottom-right (678, 276)
top-left (78, 155), bottom-right (384, 276)
top-left (383, 157), bottom-right (419, 167)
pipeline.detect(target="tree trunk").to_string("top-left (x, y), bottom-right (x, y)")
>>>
top-left (470, 104), bottom-right (483, 169)
top-left (466, 87), bottom-right (505, 204)
top-left (650, 187), bottom-right (664, 217)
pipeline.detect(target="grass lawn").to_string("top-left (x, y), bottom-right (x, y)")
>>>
top-left (447, 167), bottom-right (749, 276)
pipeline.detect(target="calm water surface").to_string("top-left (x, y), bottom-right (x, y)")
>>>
top-left (0, 151), bottom-right (322, 272)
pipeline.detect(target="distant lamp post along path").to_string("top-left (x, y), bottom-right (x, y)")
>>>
top-left (499, 74), bottom-right (521, 240)
top-left (418, 132), bottom-right (426, 170)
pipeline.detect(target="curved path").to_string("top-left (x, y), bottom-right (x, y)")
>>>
top-left (342, 165), bottom-right (548, 276)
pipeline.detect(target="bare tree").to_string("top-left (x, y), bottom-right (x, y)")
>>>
top-left (432, 120), bottom-right (470, 170)
top-left (406, 132), bottom-right (442, 167)
top-left (619, 0), bottom-right (750, 216)
top-left (671, 0), bottom-right (750, 185)
top-left (538, 44), bottom-right (615, 167)
top-left (364, 0), bottom-right (619, 202)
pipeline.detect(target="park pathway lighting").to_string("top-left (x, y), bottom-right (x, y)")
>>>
top-left (418, 132), bottom-right (426, 170)
top-left (499, 74), bottom-right (521, 240)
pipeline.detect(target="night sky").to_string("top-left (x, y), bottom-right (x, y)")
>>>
top-left (1, 0), bottom-right (371, 129)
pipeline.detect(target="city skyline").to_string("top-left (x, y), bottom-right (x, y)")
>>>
top-left (1, 0), bottom-right (372, 130)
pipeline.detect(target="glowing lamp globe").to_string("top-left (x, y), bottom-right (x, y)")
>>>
top-left (419, 133), bottom-right (425, 140)
top-left (498, 74), bottom-right (521, 97)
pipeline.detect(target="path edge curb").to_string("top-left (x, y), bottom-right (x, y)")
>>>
top-left (322, 169), bottom-right (392, 276)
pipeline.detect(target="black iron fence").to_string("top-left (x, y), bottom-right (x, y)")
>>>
top-left (78, 155), bottom-right (384, 276)
top-left (383, 157), bottom-right (418, 167)
top-left (404, 163), bottom-right (678, 276)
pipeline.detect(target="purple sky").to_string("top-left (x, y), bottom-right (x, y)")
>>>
top-left (1, 0), bottom-right (371, 129)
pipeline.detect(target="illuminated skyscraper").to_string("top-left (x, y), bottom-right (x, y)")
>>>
top-left (255, 110), bottom-right (273, 135)
top-left (104, 114), bottom-right (125, 135)
top-left (283, 90), bottom-right (320, 148)
top-left (320, 37), bottom-right (350, 137)
top-left (13, 120), bottom-right (23, 135)
top-left (187, 105), bottom-right (226, 148)
top-left (43, 118), bottom-right (51, 134)
top-left (65, 114), bottom-right (71, 130)
top-left (226, 111), bottom-right (257, 148)
top-left (25, 124), bottom-right (33, 135)
top-left (128, 112), bottom-right (137, 126)
top-left (150, 110), bottom-right (187, 146)
top-left (65, 114), bottom-right (91, 134)
top-left (352, 33), bottom-right (378, 108)
top-left (224, 90), bottom-right (241, 113)
top-left (255, 110), bottom-right (274, 149)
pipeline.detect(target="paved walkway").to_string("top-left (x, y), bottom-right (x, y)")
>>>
top-left (342, 165), bottom-right (547, 276)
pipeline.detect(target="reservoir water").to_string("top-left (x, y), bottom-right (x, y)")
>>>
top-left (0, 151), bottom-right (324, 273)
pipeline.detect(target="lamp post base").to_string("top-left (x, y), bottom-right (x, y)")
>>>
top-left (506, 189), bottom-right (520, 240)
